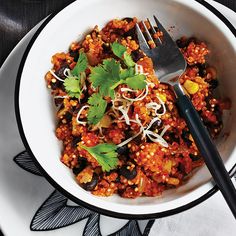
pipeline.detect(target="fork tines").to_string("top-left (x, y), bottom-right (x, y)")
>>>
top-left (136, 15), bottom-right (174, 51)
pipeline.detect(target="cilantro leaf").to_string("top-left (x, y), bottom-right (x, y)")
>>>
top-left (64, 77), bottom-right (81, 92)
top-left (111, 42), bottom-right (126, 58)
top-left (80, 143), bottom-right (118, 172)
top-left (71, 51), bottom-right (88, 77)
top-left (64, 77), bottom-right (82, 98)
top-left (111, 42), bottom-right (135, 67)
top-left (87, 93), bottom-right (107, 125)
top-left (123, 51), bottom-right (135, 67)
top-left (120, 67), bottom-right (135, 80)
top-left (90, 59), bottom-right (120, 99)
top-left (125, 74), bottom-right (146, 90)
top-left (68, 91), bottom-right (81, 98)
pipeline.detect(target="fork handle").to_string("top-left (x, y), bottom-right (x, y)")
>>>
top-left (176, 94), bottom-right (236, 218)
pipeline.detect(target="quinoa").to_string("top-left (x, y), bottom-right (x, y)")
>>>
top-left (45, 18), bottom-right (229, 198)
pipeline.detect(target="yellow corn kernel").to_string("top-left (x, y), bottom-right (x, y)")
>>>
top-left (163, 160), bottom-right (172, 173)
top-left (157, 93), bottom-right (167, 102)
top-left (183, 80), bottom-right (199, 94)
top-left (167, 177), bottom-right (180, 186)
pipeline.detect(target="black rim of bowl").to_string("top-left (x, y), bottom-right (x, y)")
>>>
top-left (15, 0), bottom-right (236, 220)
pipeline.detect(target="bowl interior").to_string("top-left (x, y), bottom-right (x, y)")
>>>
top-left (18, 0), bottom-right (236, 216)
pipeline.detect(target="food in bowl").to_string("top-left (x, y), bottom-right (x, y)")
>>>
top-left (45, 17), bottom-right (229, 198)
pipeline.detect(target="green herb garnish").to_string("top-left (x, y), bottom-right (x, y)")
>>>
top-left (71, 51), bottom-right (88, 77)
top-left (87, 93), bottom-right (107, 125)
top-left (64, 78), bottom-right (82, 98)
top-left (125, 74), bottom-right (146, 90)
top-left (90, 57), bottom-right (146, 98)
top-left (63, 51), bottom-right (88, 98)
top-left (90, 58), bottom-right (121, 99)
top-left (111, 42), bottom-right (135, 67)
top-left (79, 143), bottom-right (118, 172)
top-left (111, 42), bottom-right (127, 58)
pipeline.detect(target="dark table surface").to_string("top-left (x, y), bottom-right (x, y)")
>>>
top-left (0, 0), bottom-right (235, 67)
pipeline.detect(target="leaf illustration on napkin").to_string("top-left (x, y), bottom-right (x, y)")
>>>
top-left (30, 190), bottom-right (92, 231)
top-left (13, 150), bottom-right (155, 235)
top-left (14, 150), bottom-right (42, 176)
top-left (83, 213), bottom-right (102, 236)
top-left (109, 220), bottom-right (142, 236)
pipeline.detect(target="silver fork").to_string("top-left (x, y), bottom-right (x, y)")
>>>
top-left (136, 16), bottom-right (236, 218)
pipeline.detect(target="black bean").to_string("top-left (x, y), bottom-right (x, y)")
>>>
top-left (72, 167), bottom-right (81, 176)
top-left (71, 136), bottom-right (81, 148)
top-left (123, 27), bottom-right (137, 39)
top-left (196, 63), bottom-right (207, 77)
top-left (81, 173), bottom-right (99, 191)
top-left (205, 96), bottom-right (212, 110)
top-left (113, 28), bottom-right (124, 36)
top-left (72, 158), bottom-right (87, 175)
top-left (64, 112), bottom-right (72, 122)
top-left (117, 145), bottom-right (129, 155)
top-left (69, 50), bottom-right (79, 62)
top-left (54, 97), bottom-right (64, 107)
top-left (167, 132), bottom-right (180, 144)
top-left (181, 130), bottom-right (189, 140)
top-left (114, 176), bottom-right (120, 183)
top-left (118, 189), bottom-right (125, 195)
top-left (189, 153), bottom-right (201, 161)
top-left (181, 130), bottom-right (192, 147)
top-left (131, 50), bottom-right (144, 62)
top-left (50, 79), bottom-right (63, 90)
top-left (156, 106), bottom-right (164, 114)
top-left (55, 64), bottom-right (69, 79)
top-left (102, 43), bottom-right (111, 54)
top-left (122, 17), bottom-right (133, 23)
top-left (120, 165), bottom-right (137, 180)
top-left (209, 79), bottom-right (219, 89)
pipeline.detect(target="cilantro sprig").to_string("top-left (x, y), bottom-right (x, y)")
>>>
top-left (87, 93), bottom-right (107, 125)
top-left (90, 58), bottom-right (120, 99)
top-left (89, 42), bottom-right (146, 99)
top-left (79, 143), bottom-right (118, 172)
top-left (63, 51), bottom-right (88, 98)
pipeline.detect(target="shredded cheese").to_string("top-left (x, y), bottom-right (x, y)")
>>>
top-left (135, 64), bottom-right (149, 76)
top-left (49, 69), bottom-right (65, 82)
top-left (63, 68), bottom-right (71, 77)
top-left (117, 114), bottom-right (169, 147)
top-left (146, 102), bottom-right (161, 111)
top-left (53, 95), bottom-right (69, 99)
top-left (111, 96), bottom-right (133, 125)
top-left (160, 125), bottom-right (170, 137)
top-left (146, 117), bottom-right (162, 130)
top-left (118, 107), bottom-right (130, 125)
top-left (76, 105), bottom-right (90, 125)
top-left (121, 85), bottom-right (149, 102)
top-left (145, 130), bottom-right (169, 147)
top-left (135, 64), bottom-right (144, 75)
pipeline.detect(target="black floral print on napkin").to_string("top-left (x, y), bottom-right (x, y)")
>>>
top-left (14, 150), bottom-right (154, 236)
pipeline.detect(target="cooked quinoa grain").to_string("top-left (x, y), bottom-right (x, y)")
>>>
top-left (45, 18), bottom-right (229, 198)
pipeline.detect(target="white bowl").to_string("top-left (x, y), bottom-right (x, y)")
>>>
top-left (15, 0), bottom-right (236, 219)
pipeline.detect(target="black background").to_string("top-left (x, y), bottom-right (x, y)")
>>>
top-left (0, 0), bottom-right (235, 235)
top-left (0, 0), bottom-right (235, 66)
